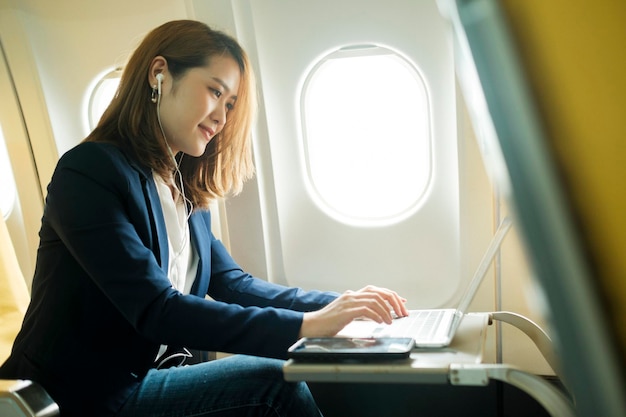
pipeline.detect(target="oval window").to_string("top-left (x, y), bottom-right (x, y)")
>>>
top-left (301, 45), bottom-right (432, 226)
top-left (87, 68), bottom-right (122, 130)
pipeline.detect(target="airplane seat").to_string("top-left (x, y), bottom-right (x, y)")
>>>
top-left (443, 0), bottom-right (626, 414)
top-left (0, 215), bottom-right (60, 416)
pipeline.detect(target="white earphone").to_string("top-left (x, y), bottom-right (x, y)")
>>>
top-left (156, 73), bottom-right (163, 96)
top-left (153, 72), bottom-right (193, 272)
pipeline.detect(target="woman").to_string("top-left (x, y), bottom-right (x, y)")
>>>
top-left (0, 20), bottom-right (407, 416)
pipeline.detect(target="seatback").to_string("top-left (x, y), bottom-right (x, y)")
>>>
top-left (0, 214), bottom-right (29, 363)
top-left (0, 216), bottom-right (60, 416)
top-left (442, 0), bottom-right (626, 415)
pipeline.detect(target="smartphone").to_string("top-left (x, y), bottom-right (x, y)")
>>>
top-left (287, 337), bottom-right (415, 362)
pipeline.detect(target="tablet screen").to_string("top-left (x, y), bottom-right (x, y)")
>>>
top-left (287, 337), bottom-right (414, 362)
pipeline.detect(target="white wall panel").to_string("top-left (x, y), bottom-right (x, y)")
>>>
top-left (196, 0), bottom-right (462, 309)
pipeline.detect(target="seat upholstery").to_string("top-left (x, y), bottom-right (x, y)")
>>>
top-left (1, 215), bottom-right (60, 416)
top-left (0, 215), bottom-right (29, 364)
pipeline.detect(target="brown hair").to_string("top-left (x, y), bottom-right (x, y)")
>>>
top-left (85, 20), bottom-right (256, 209)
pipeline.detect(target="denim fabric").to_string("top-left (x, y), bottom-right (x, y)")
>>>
top-left (116, 354), bottom-right (323, 417)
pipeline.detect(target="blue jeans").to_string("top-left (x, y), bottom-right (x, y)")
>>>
top-left (116, 355), bottom-right (323, 417)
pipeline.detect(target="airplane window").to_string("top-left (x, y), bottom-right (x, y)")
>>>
top-left (301, 45), bottom-right (431, 226)
top-left (0, 126), bottom-right (17, 219)
top-left (87, 68), bottom-right (122, 130)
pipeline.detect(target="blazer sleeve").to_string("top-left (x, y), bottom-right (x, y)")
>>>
top-left (45, 143), bottom-right (336, 358)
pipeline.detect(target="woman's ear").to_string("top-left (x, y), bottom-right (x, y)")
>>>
top-left (148, 56), bottom-right (168, 88)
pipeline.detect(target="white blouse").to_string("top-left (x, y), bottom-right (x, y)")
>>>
top-left (152, 172), bottom-right (198, 295)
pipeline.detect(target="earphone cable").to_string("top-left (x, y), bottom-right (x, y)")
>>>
top-left (156, 90), bottom-right (194, 270)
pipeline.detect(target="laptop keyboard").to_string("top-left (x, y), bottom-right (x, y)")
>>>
top-left (374, 310), bottom-right (446, 341)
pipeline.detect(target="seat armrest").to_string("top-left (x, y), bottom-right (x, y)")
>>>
top-left (0, 379), bottom-right (59, 417)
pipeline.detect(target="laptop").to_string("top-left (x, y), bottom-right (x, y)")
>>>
top-left (338, 217), bottom-right (512, 347)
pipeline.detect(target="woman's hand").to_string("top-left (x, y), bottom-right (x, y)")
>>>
top-left (299, 285), bottom-right (409, 337)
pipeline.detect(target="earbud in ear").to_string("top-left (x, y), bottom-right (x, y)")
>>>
top-left (156, 73), bottom-right (164, 95)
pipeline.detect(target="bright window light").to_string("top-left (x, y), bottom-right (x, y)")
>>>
top-left (302, 46), bottom-right (432, 225)
top-left (0, 127), bottom-right (17, 219)
top-left (88, 68), bottom-right (122, 130)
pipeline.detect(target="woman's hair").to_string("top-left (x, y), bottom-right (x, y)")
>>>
top-left (85, 20), bottom-right (256, 209)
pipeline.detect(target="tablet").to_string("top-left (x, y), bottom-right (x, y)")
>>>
top-left (287, 337), bottom-right (415, 362)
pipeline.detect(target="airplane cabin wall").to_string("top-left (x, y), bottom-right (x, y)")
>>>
top-left (199, 0), bottom-right (464, 311)
top-left (0, 0), bottom-right (552, 376)
top-left (0, 42), bottom-right (42, 284)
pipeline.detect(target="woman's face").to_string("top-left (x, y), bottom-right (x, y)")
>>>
top-left (157, 55), bottom-right (241, 157)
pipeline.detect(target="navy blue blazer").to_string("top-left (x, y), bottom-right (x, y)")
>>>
top-left (0, 142), bottom-right (337, 416)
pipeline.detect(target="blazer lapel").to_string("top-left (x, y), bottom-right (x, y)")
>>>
top-left (189, 213), bottom-right (211, 296)
top-left (140, 171), bottom-right (169, 272)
